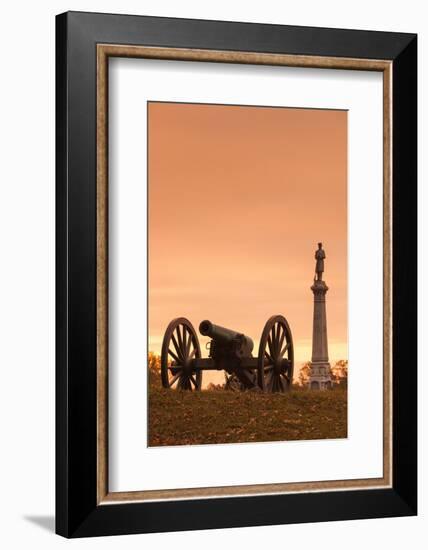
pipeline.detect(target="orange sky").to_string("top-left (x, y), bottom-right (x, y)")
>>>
top-left (148, 102), bottom-right (348, 383)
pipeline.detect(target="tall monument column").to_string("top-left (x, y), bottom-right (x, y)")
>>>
top-left (309, 243), bottom-right (332, 390)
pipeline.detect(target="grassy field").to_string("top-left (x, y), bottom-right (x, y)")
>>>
top-left (148, 384), bottom-right (347, 447)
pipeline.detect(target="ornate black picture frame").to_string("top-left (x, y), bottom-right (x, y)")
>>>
top-left (56, 11), bottom-right (417, 537)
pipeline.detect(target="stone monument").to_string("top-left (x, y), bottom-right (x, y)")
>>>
top-left (309, 243), bottom-right (332, 390)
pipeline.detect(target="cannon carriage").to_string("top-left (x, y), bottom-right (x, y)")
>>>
top-left (160, 315), bottom-right (294, 393)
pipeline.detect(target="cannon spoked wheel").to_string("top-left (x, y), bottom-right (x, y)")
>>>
top-left (161, 318), bottom-right (202, 390)
top-left (257, 315), bottom-right (294, 393)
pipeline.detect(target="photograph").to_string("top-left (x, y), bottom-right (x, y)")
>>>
top-left (0, 0), bottom-right (421, 546)
top-left (50, 8), bottom-right (418, 539)
top-left (147, 101), bottom-right (348, 446)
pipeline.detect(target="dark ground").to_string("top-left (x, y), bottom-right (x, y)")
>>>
top-left (148, 384), bottom-right (347, 447)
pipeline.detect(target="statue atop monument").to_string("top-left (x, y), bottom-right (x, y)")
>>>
top-left (314, 242), bottom-right (326, 281)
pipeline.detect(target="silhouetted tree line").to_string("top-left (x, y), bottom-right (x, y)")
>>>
top-left (148, 352), bottom-right (348, 390)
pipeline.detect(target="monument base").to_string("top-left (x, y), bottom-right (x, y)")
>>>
top-left (308, 361), bottom-right (332, 390)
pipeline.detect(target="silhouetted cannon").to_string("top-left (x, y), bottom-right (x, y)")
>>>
top-left (160, 315), bottom-right (294, 393)
top-left (199, 320), bottom-right (254, 356)
top-left (199, 320), bottom-right (256, 388)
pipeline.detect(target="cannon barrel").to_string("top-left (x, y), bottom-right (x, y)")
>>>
top-left (199, 320), bottom-right (254, 353)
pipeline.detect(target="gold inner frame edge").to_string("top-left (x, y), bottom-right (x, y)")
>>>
top-left (96, 44), bottom-right (392, 504)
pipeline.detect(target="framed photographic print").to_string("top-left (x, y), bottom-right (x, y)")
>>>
top-left (56, 11), bottom-right (417, 537)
